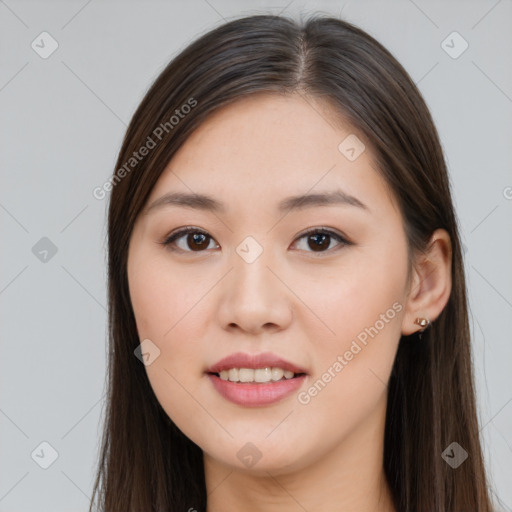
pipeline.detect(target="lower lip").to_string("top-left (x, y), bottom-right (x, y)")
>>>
top-left (207, 373), bottom-right (307, 407)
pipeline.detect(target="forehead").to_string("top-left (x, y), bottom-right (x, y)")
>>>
top-left (146, 92), bottom-right (399, 219)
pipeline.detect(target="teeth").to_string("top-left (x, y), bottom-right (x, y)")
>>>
top-left (271, 367), bottom-right (284, 381)
top-left (254, 368), bottom-right (272, 382)
top-left (239, 368), bottom-right (254, 382)
top-left (217, 367), bottom-right (297, 383)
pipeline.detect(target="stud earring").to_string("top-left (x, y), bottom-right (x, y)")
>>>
top-left (414, 317), bottom-right (430, 340)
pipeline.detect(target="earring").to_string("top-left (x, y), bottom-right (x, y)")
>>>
top-left (414, 317), bottom-right (430, 340)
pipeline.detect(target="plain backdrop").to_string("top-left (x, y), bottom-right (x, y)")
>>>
top-left (1, 0), bottom-right (511, 510)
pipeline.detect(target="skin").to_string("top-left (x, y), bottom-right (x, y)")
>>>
top-left (127, 92), bottom-right (452, 512)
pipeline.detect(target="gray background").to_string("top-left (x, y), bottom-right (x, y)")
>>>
top-left (1, 0), bottom-right (511, 510)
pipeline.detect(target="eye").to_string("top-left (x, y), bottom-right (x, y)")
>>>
top-left (291, 227), bottom-right (351, 255)
top-left (161, 226), bottom-right (219, 253)
top-left (160, 226), bottom-right (351, 254)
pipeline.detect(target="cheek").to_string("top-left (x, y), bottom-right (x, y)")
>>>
top-left (291, 269), bottom-right (404, 458)
top-left (128, 251), bottom-right (217, 434)
top-left (130, 268), bottom-right (208, 383)
top-left (307, 255), bottom-right (405, 348)
top-left (304, 243), bottom-right (407, 392)
top-left (129, 248), bottom-right (211, 340)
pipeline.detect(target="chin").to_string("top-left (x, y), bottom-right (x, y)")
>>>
top-left (202, 436), bottom-right (313, 476)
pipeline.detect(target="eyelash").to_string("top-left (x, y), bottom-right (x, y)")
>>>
top-left (160, 226), bottom-right (352, 256)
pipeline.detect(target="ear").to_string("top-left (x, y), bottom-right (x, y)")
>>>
top-left (401, 228), bottom-right (452, 336)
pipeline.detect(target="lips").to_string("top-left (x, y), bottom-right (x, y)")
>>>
top-left (206, 351), bottom-right (308, 375)
top-left (205, 351), bottom-right (309, 406)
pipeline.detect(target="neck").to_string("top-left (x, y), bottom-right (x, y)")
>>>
top-left (204, 395), bottom-right (396, 512)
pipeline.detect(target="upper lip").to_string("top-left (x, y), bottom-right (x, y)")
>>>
top-left (206, 351), bottom-right (308, 375)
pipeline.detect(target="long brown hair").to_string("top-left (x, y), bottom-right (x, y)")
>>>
top-left (89, 14), bottom-right (493, 512)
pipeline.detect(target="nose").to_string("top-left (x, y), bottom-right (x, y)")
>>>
top-left (216, 241), bottom-right (293, 335)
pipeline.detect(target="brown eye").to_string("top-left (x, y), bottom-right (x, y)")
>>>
top-left (293, 228), bottom-right (350, 255)
top-left (307, 232), bottom-right (330, 252)
top-left (185, 232), bottom-right (210, 251)
top-left (162, 227), bottom-right (218, 252)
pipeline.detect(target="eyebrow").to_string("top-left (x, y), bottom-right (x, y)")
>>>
top-left (144, 189), bottom-right (369, 215)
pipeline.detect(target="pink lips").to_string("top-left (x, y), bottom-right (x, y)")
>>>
top-left (205, 351), bottom-right (308, 407)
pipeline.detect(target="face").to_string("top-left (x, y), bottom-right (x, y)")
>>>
top-left (127, 92), bottom-right (411, 475)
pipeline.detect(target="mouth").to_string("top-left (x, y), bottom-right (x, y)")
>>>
top-left (205, 352), bottom-right (309, 406)
top-left (206, 368), bottom-right (308, 407)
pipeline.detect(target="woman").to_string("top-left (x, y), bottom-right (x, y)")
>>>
top-left (89, 14), bottom-right (494, 512)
